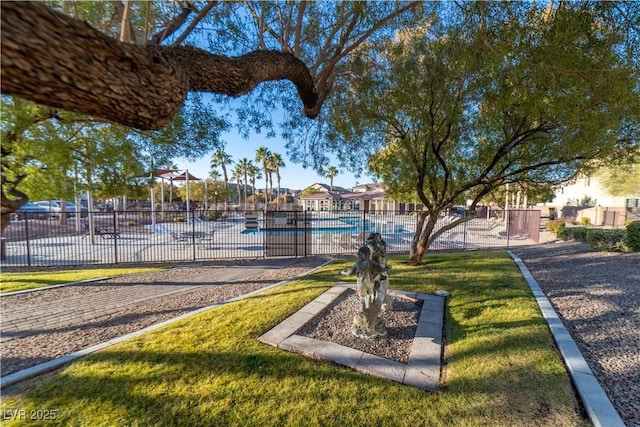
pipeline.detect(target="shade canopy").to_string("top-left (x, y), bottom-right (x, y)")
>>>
top-left (157, 170), bottom-right (201, 181)
top-left (153, 169), bottom-right (201, 213)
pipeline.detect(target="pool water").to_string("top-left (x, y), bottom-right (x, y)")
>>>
top-left (240, 218), bottom-right (407, 235)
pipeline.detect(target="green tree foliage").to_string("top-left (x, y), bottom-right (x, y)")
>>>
top-left (1, 0), bottom-right (233, 231)
top-left (202, 1), bottom-right (423, 170)
top-left (1, 95), bottom-right (226, 203)
top-left (595, 161), bottom-right (640, 196)
top-left (327, 3), bottom-right (640, 264)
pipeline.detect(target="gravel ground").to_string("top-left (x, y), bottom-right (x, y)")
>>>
top-left (299, 289), bottom-right (423, 364)
top-left (511, 241), bottom-right (640, 427)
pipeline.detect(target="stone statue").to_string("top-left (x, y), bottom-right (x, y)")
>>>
top-left (341, 232), bottom-right (391, 339)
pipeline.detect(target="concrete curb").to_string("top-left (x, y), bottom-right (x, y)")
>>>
top-left (259, 283), bottom-right (445, 391)
top-left (0, 259), bottom-right (335, 389)
top-left (508, 251), bottom-right (625, 427)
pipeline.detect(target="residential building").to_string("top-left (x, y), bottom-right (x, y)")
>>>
top-left (298, 182), bottom-right (421, 213)
top-left (548, 175), bottom-right (640, 226)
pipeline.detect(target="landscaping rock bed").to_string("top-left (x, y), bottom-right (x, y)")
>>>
top-left (512, 241), bottom-right (640, 427)
top-left (299, 289), bottom-right (422, 364)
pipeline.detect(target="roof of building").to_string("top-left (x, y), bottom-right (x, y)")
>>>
top-left (299, 189), bottom-right (387, 201)
top-left (305, 183), bottom-right (350, 193)
top-left (352, 183), bottom-right (385, 192)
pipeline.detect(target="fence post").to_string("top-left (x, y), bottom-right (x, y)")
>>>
top-left (463, 219), bottom-right (468, 250)
top-left (303, 210), bottom-right (307, 257)
top-left (25, 216), bottom-right (32, 266)
top-left (506, 209), bottom-right (511, 247)
top-left (112, 211), bottom-right (118, 264)
top-left (191, 211), bottom-right (197, 261)
top-left (362, 209), bottom-right (367, 239)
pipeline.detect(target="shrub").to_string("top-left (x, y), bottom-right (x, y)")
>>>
top-left (627, 221), bottom-right (640, 252)
top-left (580, 217), bottom-right (591, 226)
top-left (546, 219), bottom-right (566, 234)
top-left (557, 227), bottom-right (570, 240)
top-left (586, 229), bottom-right (628, 252)
top-left (207, 210), bottom-right (222, 221)
top-left (566, 227), bottom-right (589, 242)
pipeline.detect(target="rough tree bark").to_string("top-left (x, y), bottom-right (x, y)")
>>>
top-left (0, 1), bottom-right (319, 131)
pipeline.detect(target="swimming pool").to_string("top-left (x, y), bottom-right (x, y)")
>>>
top-left (240, 218), bottom-right (407, 235)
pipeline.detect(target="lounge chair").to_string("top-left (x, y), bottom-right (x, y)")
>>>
top-left (83, 227), bottom-right (120, 239)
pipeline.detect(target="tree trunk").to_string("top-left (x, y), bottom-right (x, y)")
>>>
top-left (408, 211), bottom-right (438, 265)
top-left (1, 2), bottom-right (319, 131)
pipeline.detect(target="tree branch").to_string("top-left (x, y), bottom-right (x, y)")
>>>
top-left (150, 3), bottom-right (195, 45)
top-left (112, 0), bottom-right (136, 43)
top-left (293, 1), bottom-right (307, 57)
top-left (171, 1), bottom-right (218, 46)
top-left (1, 1), bottom-right (319, 131)
top-left (244, 1), bottom-right (286, 50)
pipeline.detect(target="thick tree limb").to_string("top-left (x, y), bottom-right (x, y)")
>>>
top-left (0, 1), bottom-right (319, 131)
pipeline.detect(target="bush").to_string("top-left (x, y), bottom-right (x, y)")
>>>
top-left (558, 227), bottom-right (629, 252)
top-left (207, 210), bottom-right (222, 221)
top-left (547, 219), bottom-right (566, 234)
top-left (580, 217), bottom-right (591, 226)
top-left (565, 227), bottom-right (589, 242)
top-left (586, 229), bottom-right (627, 252)
top-left (627, 221), bottom-right (640, 251)
top-left (557, 227), bottom-right (570, 240)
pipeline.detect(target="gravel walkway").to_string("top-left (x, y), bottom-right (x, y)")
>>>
top-left (511, 241), bottom-right (640, 427)
top-left (1, 257), bottom-right (331, 376)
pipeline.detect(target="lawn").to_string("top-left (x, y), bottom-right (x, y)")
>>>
top-left (0, 267), bottom-right (170, 294)
top-left (0, 251), bottom-right (587, 426)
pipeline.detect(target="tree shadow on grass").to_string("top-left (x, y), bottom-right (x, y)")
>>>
top-left (11, 342), bottom-right (584, 426)
top-left (18, 348), bottom-right (384, 425)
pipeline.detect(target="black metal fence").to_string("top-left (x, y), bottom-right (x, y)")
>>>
top-left (1, 209), bottom-right (542, 267)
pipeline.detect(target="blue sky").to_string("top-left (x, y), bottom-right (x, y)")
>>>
top-left (173, 125), bottom-right (369, 191)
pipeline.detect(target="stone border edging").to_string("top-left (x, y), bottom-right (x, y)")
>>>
top-left (508, 251), bottom-right (625, 427)
top-left (258, 283), bottom-right (445, 391)
top-left (0, 259), bottom-right (334, 389)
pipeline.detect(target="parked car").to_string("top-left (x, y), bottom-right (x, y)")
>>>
top-left (12, 202), bottom-right (51, 220)
top-left (35, 200), bottom-right (88, 218)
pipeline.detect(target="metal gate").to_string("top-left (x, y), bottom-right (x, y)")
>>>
top-left (264, 211), bottom-right (312, 257)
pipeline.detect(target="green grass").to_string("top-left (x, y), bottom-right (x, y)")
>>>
top-left (0, 251), bottom-right (587, 426)
top-left (0, 267), bottom-right (170, 293)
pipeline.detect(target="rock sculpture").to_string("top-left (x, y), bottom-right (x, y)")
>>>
top-left (341, 232), bottom-right (391, 339)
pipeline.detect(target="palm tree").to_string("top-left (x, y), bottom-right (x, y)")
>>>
top-left (268, 152), bottom-right (285, 210)
top-left (210, 150), bottom-right (233, 210)
top-left (248, 164), bottom-right (262, 209)
top-left (325, 166), bottom-right (339, 191)
top-left (255, 146), bottom-right (271, 208)
top-left (230, 167), bottom-right (242, 205)
top-left (209, 170), bottom-right (221, 181)
top-left (236, 158), bottom-right (253, 210)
